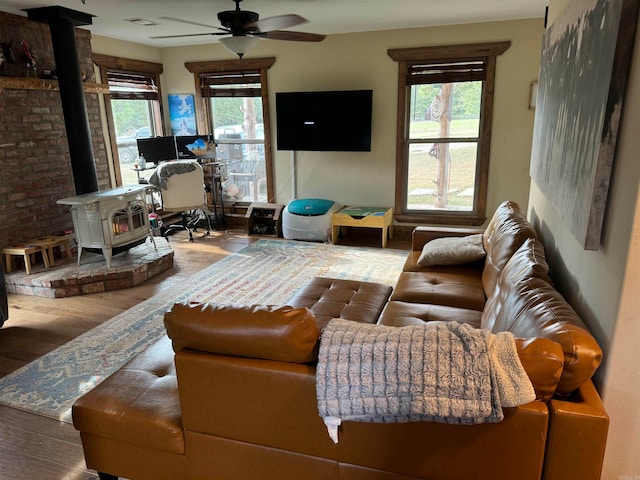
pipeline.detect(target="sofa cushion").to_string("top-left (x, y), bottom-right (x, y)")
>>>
top-left (482, 237), bottom-right (552, 327)
top-left (482, 276), bottom-right (602, 395)
top-left (378, 300), bottom-right (482, 328)
top-left (287, 277), bottom-right (392, 330)
top-left (164, 302), bottom-right (320, 363)
top-left (481, 200), bottom-right (537, 299)
top-left (391, 271), bottom-right (486, 311)
top-left (417, 233), bottom-right (486, 266)
top-left (72, 336), bottom-right (184, 454)
top-left (496, 237), bottom-right (551, 285)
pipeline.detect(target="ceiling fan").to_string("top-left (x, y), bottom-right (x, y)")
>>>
top-left (151, 0), bottom-right (326, 58)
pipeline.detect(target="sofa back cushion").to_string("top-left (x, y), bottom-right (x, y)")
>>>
top-left (165, 302), bottom-right (320, 363)
top-left (482, 237), bottom-right (552, 327)
top-left (482, 276), bottom-right (602, 395)
top-left (482, 201), bottom-right (537, 299)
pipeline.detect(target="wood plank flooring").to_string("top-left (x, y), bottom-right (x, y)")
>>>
top-left (0, 228), bottom-right (410, 479)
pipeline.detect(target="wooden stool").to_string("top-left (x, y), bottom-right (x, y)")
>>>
top-left (30, 235), bottom-right (74, 267)
top-left (3, 243), bottom-right (51, 274)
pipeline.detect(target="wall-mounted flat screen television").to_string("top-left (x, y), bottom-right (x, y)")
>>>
top-left (176, 135), bottom-right (217, 160)
top-left (136, 136), bottom-right (177, 164)
top-left (276, 90), bottom-right (373, 152)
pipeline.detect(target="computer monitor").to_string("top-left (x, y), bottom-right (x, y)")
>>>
top-left (136, 136), bottom-right (177, 164)
top-left (175, 135), bottom-right (217, 160)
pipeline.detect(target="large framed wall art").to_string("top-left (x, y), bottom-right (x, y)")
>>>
top-left (168, 94), bottom-right (197, 136)
top-left (530, 0), bottom-right (639, 250)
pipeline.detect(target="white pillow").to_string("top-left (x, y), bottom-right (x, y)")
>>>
top-left (417, 233), bottom-right (486, 266)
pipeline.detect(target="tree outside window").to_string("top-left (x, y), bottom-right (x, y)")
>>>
top-left (407, 81), bottom-right (482, 211)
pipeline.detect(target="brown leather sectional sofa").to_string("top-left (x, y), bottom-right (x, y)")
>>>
top-left (72, 201), bottom-right (608, 480)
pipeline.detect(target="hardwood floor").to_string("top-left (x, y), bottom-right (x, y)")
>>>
top-left (0, 228), bottom-right (258, 378)
top-left (0, 227), bottom-right (410, 479)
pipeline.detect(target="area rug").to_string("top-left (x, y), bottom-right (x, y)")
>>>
top-left (0, 239), bottom-right (408, 423)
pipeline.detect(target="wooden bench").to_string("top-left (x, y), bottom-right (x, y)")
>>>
top-left (2, 234), bottom-right (73, 274)
top-left (29, 235), bottom-right (74, 267)
top-left (3, 243), bottom-right (51, 275)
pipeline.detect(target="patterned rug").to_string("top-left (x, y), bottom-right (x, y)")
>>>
top-left (0, 239), bottom-right (408, 423)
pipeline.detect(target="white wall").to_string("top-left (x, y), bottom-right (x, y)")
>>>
top-left (90, 36), bottom-right (163, 63)
top-left (157, 18), bottom-right (543, 221)
top-left (527, 1), bottom-right (640, 478)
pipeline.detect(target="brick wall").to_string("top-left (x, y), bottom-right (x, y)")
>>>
top-left (0, 12), bottom-right (111, 254)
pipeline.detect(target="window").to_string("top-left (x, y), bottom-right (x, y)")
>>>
top-left (202, 70), bottom-right (265, 202)
top-left (186, 58), bottom-right (275, 204)
top-left (388, 42), bottom-right (510, 225)
top-left (93, 55), bottom-right (164, 186)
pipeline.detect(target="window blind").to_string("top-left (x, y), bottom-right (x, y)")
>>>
top-left (199, 70), bottom-right (262, 98)
top-left (407, 60), bottom-right (486, 85)
top-left (107, 71), bottom-right (158, 100)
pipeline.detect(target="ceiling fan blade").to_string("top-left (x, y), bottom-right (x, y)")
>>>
top-left (159, 16), bottom-right (227, 32)
top-left (258, 30), bottom-right (326, 42)
top-left (150, 32), bottom-right (226, 39)
top-left (246, 14), bottom-right (307, 32)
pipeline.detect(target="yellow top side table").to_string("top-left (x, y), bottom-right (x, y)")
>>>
top-left (331, 206), bottom-right (393, 248)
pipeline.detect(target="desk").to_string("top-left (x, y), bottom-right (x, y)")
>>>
top-left (133, 165), bottom-right (156, 184)
top-left (332, 207), bottom-right (393, 248)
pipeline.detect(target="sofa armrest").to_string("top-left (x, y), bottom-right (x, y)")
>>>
top-left (515, 337), bottom-right (564, 402)
top-left (412, 226), bottom-right (484, 251)
top-left (542, 380), bottom-right (609, 480)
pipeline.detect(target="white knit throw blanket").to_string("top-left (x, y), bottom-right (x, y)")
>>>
top-left (316, 319), bottom-right (535, 443)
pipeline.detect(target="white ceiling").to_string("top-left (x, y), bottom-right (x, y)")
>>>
top-left (0, 0), bottom-right (547, 48)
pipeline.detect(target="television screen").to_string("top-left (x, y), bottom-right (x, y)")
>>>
top-left (136, 136), bottom-right (177, 164)
top-left (176, 135), bottom-right (217, 160)
top-left (276, 90), bottom-right (372, 152)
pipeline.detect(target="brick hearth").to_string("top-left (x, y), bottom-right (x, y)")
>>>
top-left (3, 240), bottom-right (174, 298)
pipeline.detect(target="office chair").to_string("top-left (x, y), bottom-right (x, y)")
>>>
top-left (149, 160), bottom-right (213, 242)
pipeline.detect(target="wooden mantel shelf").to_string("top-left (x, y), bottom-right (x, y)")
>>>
top-left (0, 76), bottom-right (110, 94)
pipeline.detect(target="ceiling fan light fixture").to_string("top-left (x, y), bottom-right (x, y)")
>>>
top-left (219, 35), bottom-right (260, 58)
